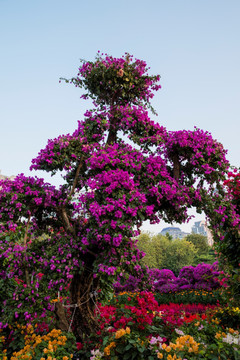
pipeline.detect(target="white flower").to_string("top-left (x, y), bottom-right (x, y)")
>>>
top-left (175, 328), bottom-right (185, 336)
top-left (90, 349), bottom-right (104, 360)
top-left (222, 333), bottom-right (240, 345)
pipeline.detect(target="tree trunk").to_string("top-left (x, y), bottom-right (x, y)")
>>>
top-left (70, 268), bottom-right (100, 341)
top-left (173, 154), bottom-right (180, 181)
top-left (54, 302), bottom-right (69, 331)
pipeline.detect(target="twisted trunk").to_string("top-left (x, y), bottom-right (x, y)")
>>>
top-left (70, 267), bottom-right (100, 340)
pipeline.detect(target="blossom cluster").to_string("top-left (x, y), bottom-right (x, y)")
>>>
top-left (71, 52), bottom-right (161, 107)
top-left (114, 263), bottom-right (222, 293)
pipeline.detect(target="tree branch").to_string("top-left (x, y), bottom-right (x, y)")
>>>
top-left (60, 207), bottom-right (75, 236)
top-left (58, 159), bottom-right (85, 237)
top-left (69, 159), bottom-right (84, 197)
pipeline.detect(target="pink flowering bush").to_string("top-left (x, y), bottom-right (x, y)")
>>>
top-left (114, 262), bottom-right (222, 294)
top-left (0, 52), bottom-right (239, 355)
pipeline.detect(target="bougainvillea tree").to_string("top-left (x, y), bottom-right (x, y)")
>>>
top-left (217, 169), bottom-right (240, 303)
top-left (0, 52), bottom-right (239, 342)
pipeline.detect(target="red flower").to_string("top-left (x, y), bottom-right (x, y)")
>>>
top-left (76, 342), bottom-right (83, 350)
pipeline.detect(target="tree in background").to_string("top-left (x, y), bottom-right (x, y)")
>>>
top-left (0, 52), bottom-right (239, 344)
top-left (163, 239), bottom-right (197, 274)
top-left (137, 233), bottom-right (170, 268)
top-left (137, 232), bottom-right (197, 273)
top-left (185, 234), bottom-right (209, 255)
top-left (184, 233), bottom-right (216, 265)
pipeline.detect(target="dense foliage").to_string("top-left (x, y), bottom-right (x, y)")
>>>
top-left (137, 232), bottom-right (214, 272)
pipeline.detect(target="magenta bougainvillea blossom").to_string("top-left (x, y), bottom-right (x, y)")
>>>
top-left (113, 263), bottom-right (222, 293)
top-left (0, 52), bottom-right (239, 342)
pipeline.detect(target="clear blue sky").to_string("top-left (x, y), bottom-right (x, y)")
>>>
top-left (1, 0), bottom-right (240, 233)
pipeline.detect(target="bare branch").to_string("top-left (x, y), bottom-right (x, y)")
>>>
top-left (69, 159), bottom-right (84, 197)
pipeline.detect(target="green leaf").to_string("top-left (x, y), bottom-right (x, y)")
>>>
top-left (123, 351), bottom-right (133, 359)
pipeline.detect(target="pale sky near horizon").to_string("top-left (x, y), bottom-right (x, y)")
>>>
top-left (1, 0), bottom-right (240, 233)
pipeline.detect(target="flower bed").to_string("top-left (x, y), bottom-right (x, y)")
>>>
top-left (1, 291), bottom-right (239, 359)
top-left (75, 291), bottom-right (240, 359)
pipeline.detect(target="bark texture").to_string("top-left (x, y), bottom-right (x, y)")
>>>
top-left (70, 267), bottom-right (99, 341)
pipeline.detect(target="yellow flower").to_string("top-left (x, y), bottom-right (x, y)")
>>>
top-left (104, 341), bottom-right (116, 356)
top-left (192, 344), bottom-right (199, 353)
top-left (104, 346), bottom-right (111, 356)
top-left (166, 346), bottom-right (171, 352)
top-left (115, 328), bottom-right (126, 339)
top-left (157, 353), bottom-right (163, 359)
top-left (126, 327), bottom-right (130, 334)
top-left (48, 344), bottom-right (54, 352)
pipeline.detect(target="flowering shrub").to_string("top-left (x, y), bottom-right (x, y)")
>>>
top-left (219, 169), bottom-right (240, 306)
top-left (0, 52), bottom-right (239, 348)
top-left (1, 325), bottom-right (76, 360)
top-left (149, 269), bottom-right (177, 293)
top-left (213, 306), bottom-right (240, 329)
top-left (175, 316), bottom-right (240, 359)
top-left (114, 262), bottom-right (222, 294)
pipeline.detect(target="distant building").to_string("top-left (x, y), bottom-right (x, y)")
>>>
top-left (0, 170), bottom-right (15, 181)
top-left (159, 226), bottom-right (189, 239)
top-left (191, 220), bottom-right (207, 236)
top-left (191, 220), bottom-right (214, 246)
